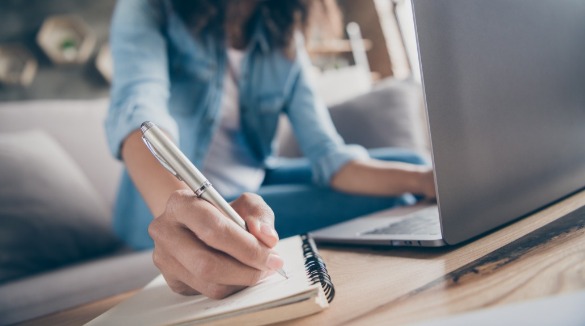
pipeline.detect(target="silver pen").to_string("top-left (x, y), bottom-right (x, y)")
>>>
top-left (140, 121), bottom-right (288, 279)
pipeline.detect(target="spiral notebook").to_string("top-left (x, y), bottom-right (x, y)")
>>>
top-left (87, 235), bottom-right (334, 326)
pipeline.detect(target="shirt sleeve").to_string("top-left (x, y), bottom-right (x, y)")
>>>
top-left (105, 0), bottom-right (178, 160)
top-left (284, 37), bottom-right (370, 186)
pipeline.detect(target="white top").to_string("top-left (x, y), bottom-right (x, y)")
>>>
top-left (201, 48), bottom-right (265, 198)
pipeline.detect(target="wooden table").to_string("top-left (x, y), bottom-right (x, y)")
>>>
top-left (21, 190), bottom-right (585, 325)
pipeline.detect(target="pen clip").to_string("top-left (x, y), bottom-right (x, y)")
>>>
top-left (141, 136), bottom-right (183, 181)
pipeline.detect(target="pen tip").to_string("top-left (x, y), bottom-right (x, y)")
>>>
top-left (278, 269), bottom-right (289, 279)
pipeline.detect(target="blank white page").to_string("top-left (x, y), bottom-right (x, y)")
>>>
top-left (87, 236), bottom-right (320, 326)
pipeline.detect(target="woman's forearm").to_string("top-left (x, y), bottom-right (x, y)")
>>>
top-left (330, 159), bottom-right (435, 198)
top-left (121, 129), bottom-right (188, 217)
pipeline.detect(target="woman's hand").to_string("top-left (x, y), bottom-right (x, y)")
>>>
top-left (416, 167), bottom-right (436, 199)
top-left (331, 159), bottom-right (437, 199)
top-left (148, 191), bottom-right (283, 299)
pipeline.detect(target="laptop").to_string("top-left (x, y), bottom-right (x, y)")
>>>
top-left (311, 0), bottom-right (585, 247)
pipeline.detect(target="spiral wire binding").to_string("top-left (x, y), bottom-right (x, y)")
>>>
top-left (301, 234), bottom-right (335, 303)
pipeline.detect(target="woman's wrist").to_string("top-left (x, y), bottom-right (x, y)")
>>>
top-left (403, 168), bottom-right (423, 194)
top-left (408, 166), bottom-right (435, 198)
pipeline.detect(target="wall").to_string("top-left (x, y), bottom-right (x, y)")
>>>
top-left (0, 0), bottom-right (116, 101)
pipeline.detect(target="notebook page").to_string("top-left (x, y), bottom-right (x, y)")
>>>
top-left (87, 236), bottom-right (319, 326)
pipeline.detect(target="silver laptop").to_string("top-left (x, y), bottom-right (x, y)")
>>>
top-left (311, 0), bottom-right (585, 247)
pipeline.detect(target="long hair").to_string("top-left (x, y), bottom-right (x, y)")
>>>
top-left (169, 0), bottom-right (341, 52)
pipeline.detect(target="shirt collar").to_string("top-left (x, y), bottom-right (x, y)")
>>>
top-left (248, 19), bottom-right (270, 54)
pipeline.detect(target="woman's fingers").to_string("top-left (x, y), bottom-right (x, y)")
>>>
top-left (148, 190), bottom-right (281, 299)
top-left (170, 193), bottom-right (283, 272)
top-left (157, 251), bottom-right (247, 299)
top-left (231, 193), bottom-right (279, 248)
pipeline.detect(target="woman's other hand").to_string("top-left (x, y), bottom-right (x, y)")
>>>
top-left (331, 159), bottom-right (437, 200)
top-left (417, 167), bottom-right (436, 200)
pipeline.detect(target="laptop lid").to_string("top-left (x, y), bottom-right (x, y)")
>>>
top-left (413, 0), bottom-right (585, 244)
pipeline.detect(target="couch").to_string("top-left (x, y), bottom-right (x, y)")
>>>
top-left (0, 78), bottom-right (427, 325)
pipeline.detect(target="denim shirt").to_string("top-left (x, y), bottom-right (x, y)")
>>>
top-left (105, 0), bottom-right (369, 249)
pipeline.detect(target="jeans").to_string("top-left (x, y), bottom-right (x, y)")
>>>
top-left (251, 148), bottom-right (428, 238)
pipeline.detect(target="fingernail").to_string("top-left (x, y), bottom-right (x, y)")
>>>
top-left (266, 254), bottom-right (284, 271)
top-left (260, 223), bottom-right (278, 240)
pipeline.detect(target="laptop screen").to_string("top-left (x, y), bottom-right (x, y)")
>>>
top-left (413, 0), bottom-right (585, 244)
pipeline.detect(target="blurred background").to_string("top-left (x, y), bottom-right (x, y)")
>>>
top-left (0, 0), bottom-right (419, 102)
top-left (0, 0), bottom-right (114, 100)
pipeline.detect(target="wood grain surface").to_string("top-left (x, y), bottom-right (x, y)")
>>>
top-left (20, 190), bottom-right (585, 326)
top-left (285, 190), bottom-right (585, 325)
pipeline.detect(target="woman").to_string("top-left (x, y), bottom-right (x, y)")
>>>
top-left (106, 0), bottom-right (435, 299)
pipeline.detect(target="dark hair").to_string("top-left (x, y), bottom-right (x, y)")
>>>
top-left (169, 0), bottom-right (341, 51)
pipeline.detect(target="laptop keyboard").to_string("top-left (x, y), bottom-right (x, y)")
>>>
top-left (362, 207), bottom-right (441, 236)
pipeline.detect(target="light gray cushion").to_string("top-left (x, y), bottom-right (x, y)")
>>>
top-left (0, 130), bottom-right (120, 284)
top-left (329, 78), bottom-right (428, 152)
top-left (0, 98), bottom-right (122, 213)
top-left (276, 78), bottom-right (429, 157)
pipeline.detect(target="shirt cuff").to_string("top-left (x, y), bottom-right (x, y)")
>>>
top-left (311, 144), bottom-right (370, 186)
top-left (104, 97), bottom-right (178, 160)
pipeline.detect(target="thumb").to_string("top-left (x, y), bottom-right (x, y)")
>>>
top-left (230, 193), bottom-right (279, 248)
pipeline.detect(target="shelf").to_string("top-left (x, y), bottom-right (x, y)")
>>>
top-left (37, 15), bottom-right (96, 65)
top-left (307, 39), bottom-right (372, 55)
top-left (0, 44), bottom-right (38, 86)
